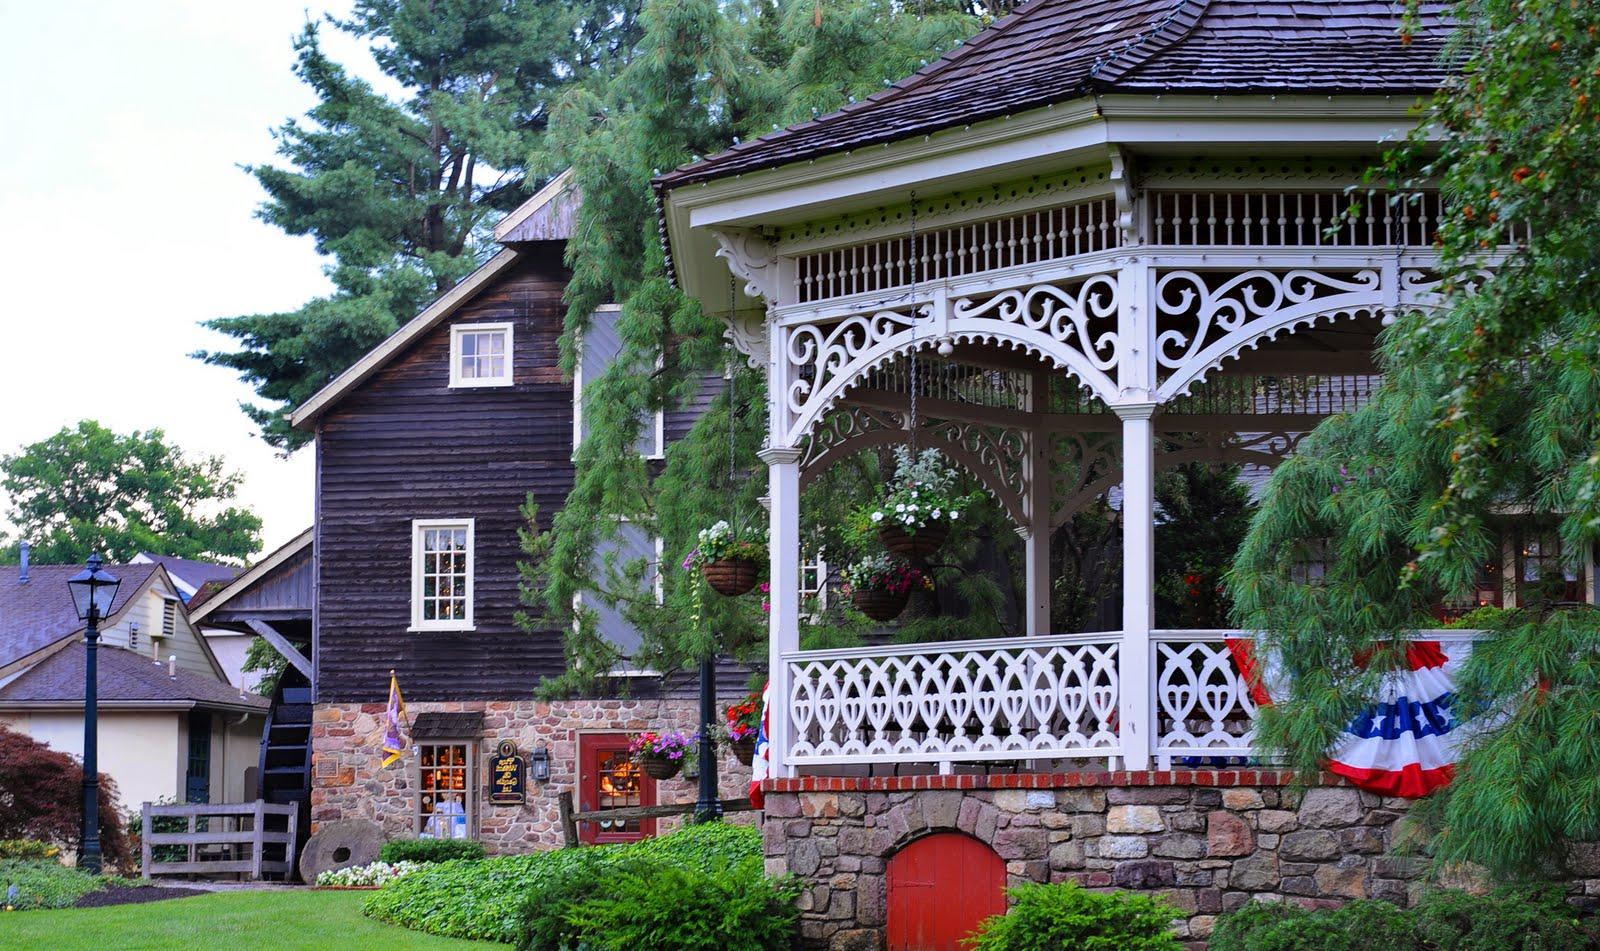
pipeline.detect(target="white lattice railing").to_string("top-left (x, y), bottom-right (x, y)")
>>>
top-left (782, 629), bottom-right (1482, 771)
top-left (785, 633), bottom-right (1122, 766)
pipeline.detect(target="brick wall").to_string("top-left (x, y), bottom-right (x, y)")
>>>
top-left (760, 771), bottom-right (1600, 950)
top-left (311, 699), bottom-right (753, 852)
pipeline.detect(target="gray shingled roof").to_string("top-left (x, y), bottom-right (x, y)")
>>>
top-left (0, 563), bottom-right (159, 670)
top-left (654, 0), bottom-right (1452, 192)
top-left (0, 642), bottom-right (267, 711)
top-left (134, 554), bottom-right (239, 602)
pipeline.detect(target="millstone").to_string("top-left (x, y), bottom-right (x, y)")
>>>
top-left (298, 819), bottom-right (387, 883)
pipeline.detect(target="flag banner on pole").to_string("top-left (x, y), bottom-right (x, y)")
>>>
top-left (1227, 639), bottom-right (1470, 798)
top-left (381, 672), bottom-right (408, 767)
top-left (749, 682), bottom-right (771, 809)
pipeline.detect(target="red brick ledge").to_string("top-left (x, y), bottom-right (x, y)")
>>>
top-left (763, 770), bottom-right (1348, 793)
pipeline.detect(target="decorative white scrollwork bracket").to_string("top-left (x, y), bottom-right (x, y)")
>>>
top-left (712, 228), bottom-right (781, 369)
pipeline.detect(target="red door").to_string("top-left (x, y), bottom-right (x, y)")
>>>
top-left (577, 733), bottom-right (656, 843)
top-left (887, 832), bottom-right (1007, 951)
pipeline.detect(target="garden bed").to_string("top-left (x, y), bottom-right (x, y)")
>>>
top-left (73, 884), bottom-right (204, 908)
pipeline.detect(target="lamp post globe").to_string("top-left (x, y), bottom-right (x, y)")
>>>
top-left (67, 554), bottom-right (120, 875)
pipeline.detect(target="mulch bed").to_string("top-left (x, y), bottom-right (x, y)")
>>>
top-left (75, 884), bottom-right (206, 908)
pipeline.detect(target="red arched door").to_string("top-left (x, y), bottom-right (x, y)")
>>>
top-left (886, 832), bottom-right (1007, 951)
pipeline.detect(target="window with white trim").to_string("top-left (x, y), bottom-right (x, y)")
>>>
top-left (411, 519), bottom-right (475, 630)
top-left (581, 521), bottom-right (662, 671)
top-left (574, 306), bottom-right (664, 459)
top-left (449, 323), bottom-right (513, 388)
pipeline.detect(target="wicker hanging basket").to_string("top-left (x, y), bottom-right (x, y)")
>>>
top-left (637, 753), bottom-right (684, 781)
top-left (879, 522), bottom-right (950, 561)
top-left (852, 586), bottom-right (912, 622)
top-left (700, 558), bottom-right (761, 597)
top-left (730, 735), bottom-right (758, 766)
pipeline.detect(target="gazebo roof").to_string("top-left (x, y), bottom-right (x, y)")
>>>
top-left (654, 0), bottom-right (1451, 193)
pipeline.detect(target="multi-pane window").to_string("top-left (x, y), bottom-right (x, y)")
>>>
top-left (582, 522), bottom-right (661, 670)
top-left (575, 306), bottom-right (663, 458)
top-left (412, 519), bottom-right (474, 630)
top-left (450, 323), bottom-right (513, 388)
top-left (416, 742), bottom-right (476, 838)
top-left (1518, 530), bottom-right (1586, 606)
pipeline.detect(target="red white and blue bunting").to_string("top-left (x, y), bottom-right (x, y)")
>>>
top-left (748, 682), bottom-right (771, 809)
top-left (1227, 639), bottom-right (1470, 799)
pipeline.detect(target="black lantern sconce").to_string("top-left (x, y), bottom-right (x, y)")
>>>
top-left (530, 746), bottom-right (551, 783)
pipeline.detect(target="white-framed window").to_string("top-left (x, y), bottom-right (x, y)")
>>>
top-left (411, 519), bottom-right (475, 631)
top-left (578, 520), bottom-right (663, 674)
top-left (449, 322), bottom-right (514, 388)
top-left (574, 305), bottom-right (665, 459)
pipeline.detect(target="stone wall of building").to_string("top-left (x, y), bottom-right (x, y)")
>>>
top-left (311, 699), bottom-right (753, 852)
top-left (760, 770), bottom-right (1598, 950)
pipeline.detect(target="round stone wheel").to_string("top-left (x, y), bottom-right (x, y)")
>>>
top-left (298, 819), bottom-right (387, 884)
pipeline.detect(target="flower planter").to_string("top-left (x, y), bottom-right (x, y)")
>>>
top-left (638, 753), bottom-right (684, 781)
top-left (879, 522), bottom-right (949, 561)
top-left (701, 558), bottom-right (762, 596)
top-left (852, 586), bottom-right (911, 622)
top-left (730, 735), bottom-right (758, 766)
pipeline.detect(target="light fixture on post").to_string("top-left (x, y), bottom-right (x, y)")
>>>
top-left (66, 554), bottom-right (120, 875)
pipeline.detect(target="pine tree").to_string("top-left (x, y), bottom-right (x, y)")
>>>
top-left (1230, 0), bottom-right (1600, 880)
top-left (199, 0), bottom-right (639, 450)
top-left (526, 0), bottom-right (984, 690)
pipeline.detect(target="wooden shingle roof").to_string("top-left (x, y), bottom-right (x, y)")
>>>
top-left (654, 0), bottom-right (1451, 193)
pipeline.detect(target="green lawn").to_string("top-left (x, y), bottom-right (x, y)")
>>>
top-left (0, 888), bottom-right (491, 950)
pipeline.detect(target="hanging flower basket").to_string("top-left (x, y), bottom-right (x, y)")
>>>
top-left (701, 558), bottom-right (761, 596)
top-left (730, 734), bottom-right (758, 766)
top-left (629, 730), bottom-right (695, 781)
top-left (851, 585), bottom-right (912, 621)
top-left (638, 753), bottom-right (684, 781)
top-left (683, 521), bottom-right (768, 597)
top-left (879, 522), bottom-right (950, 561)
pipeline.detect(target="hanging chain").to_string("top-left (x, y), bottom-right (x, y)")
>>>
top-left (908, 191), bottom-right (919, 456)
top-left (727, 277), bottom-right (740, 535)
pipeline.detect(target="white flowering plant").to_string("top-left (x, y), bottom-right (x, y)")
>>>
top-left (842, 553), bottom-right (932, 595)
top-left (315, 860), bottom-right (424, 887)
top-left (682, 519), bottom-right (768, 570)
top-left (862, 447), bottom-right (976, 535)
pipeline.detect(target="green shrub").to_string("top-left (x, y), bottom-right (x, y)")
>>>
top-left (1412, 886), bottom-right (1600, 950)
top-left (559, 857), bottom-right (802, 951)
top-left (1210, 890), bottom-right (1600, 951)
top-left (964, 882), bottom-right (1182, 951)
top-left (379, 837), bottom-right (487, 864)
top-left (363, 821), bottom-right (767, 943)
top-left (0, 859), bottom-right (105, 911)
top-left (515, 853), bottom-right (655, 950)
top-left (0, 840), bottom-right (58, 861)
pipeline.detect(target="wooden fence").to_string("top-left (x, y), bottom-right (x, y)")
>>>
top-left (140, 800), bottom-right (297, 881)
top-left (556, 791), bottom-right (757, 848)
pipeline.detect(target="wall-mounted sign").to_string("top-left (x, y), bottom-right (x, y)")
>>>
top-left (489, 740), bottom-right (526, 805)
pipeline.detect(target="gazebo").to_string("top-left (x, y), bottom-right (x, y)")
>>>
top-left (657, 0), bottom-right (1485, 779)
top-left (654, 1), bottom-right (1525, 944)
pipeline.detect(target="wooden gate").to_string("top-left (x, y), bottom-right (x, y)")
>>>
top-left (886, 832), bottom-right (1007, 951)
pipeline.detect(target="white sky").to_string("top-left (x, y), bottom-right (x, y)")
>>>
top-left (0, 1), bottom-right (398, 556)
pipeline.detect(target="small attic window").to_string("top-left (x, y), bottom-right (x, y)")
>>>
top-left (450, 323), bottom-right (514, 388)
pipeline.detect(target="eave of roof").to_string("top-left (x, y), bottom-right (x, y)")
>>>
top-left (189, 528), bottom-right (312, 624)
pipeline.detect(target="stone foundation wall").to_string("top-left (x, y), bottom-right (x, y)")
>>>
top-left (311, 699), bottom-right (752, 852)
top-left (760, 770), bottom-right (1595, 950)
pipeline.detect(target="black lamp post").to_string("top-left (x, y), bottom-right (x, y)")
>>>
top-left (693, 656), bottom-right (722, 823)
top-left (67, 554), bottom-right (120, 875)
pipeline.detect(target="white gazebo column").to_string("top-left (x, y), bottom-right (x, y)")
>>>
top-left (1115, 402), bottom-right (1157, 770)
top-left (1024, 368), bottom-right (1053, 636)
top-left (760, 445), bottom-right (803, 778)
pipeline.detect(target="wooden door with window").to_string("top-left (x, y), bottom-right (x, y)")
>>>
top-left (578, 733), bottom-right (656, 843)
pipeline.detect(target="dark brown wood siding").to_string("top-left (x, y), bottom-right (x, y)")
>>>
top-left (315, 247), bottom-right (576, 703)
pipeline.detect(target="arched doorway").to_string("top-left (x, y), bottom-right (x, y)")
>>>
top-left (886, 832), bottom-right (1007, 951)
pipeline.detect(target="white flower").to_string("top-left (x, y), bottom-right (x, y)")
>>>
top-left (932, 509), bottom-right (942, 518)
top-left (950, 510), bottom-right (960, 520)
top-left (870, 511), bottom-right (883, 523)
top-left (896, 504), bottom-right (906, 512)
top-left (908, 504), bottom-right (918, 511)
top-left (902, 515), bottom-right (913, 524)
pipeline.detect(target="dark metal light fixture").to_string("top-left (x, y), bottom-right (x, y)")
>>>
top-left (66, 554), bottom-right (119, 875)
top-left (530, 746), bottom-right (551, 783)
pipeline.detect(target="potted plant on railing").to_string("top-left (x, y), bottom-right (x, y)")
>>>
top-left (866, 447), bottom-right (971, 561)
top-left (684, 520), bottom-right (768, 596)
top-left (843, 554), bottom-right (932, 621)
top-left (629, 730), bottom-right (696, 780)
top-left (724, 692), bottom-right (762, 765)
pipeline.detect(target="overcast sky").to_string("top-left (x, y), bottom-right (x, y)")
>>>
top-left (0, 1), bottom-right (395, 556)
